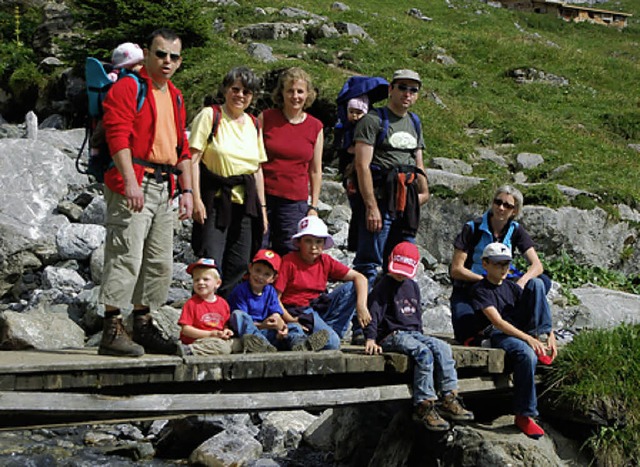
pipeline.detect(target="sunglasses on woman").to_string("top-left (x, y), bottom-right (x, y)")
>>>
top-left (493, 199), bottom-right (515, 210)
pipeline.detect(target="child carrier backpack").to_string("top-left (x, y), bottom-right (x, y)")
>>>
top-left (75, 57), bottom-right (147, 183)
top-left (334, 76), bottom-right (389, 173)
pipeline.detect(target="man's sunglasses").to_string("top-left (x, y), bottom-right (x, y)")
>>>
top-left (493, 199), bottom-right (515, 210)
top-left (395, 84), bottom-right (420, 94)
top-left (154, 50), bottom-right (181, 62)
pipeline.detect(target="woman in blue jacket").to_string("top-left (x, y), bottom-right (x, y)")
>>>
top-left (449, 185), bottom-right (551, 345)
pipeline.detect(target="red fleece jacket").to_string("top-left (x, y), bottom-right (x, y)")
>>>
top-left (101, 66), bottom-right (190, 196)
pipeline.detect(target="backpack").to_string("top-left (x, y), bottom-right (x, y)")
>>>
top-left (76, 57), bottom-right (147, 183)
top-left (207, 104), bottom-right (261, 144)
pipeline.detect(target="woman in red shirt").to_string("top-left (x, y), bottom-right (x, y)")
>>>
top-left (259, 67), bottom-right (324, 255)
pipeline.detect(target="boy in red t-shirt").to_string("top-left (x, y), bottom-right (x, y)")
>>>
top-left (275, 216), bottom-right (371, 349)
top-left (178, 258), bottom-right (239, 355)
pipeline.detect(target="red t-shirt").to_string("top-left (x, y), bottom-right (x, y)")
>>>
top-left (261, 108), bottom-right (323, 201)
top-left (178, 295), bottom-right (230, 344)
top-left (275, 251), bottom-right (350, 308)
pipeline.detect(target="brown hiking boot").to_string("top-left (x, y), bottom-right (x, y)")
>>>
top-left (132, 313), bottom-right (178, 355)
top-left (242, 334), bottom-right (277, 353)
top-left (98, 314), bottom-right (144, 357)
top-left (291, 330), bottom-right (330, 352)
top-left (439, 392), bottom-right (475, 422)
top-left (413, 400), bottom-right (450, 432)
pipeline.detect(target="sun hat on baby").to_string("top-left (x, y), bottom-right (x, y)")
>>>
top-left (291, 216), bottom-right (334, 249)
top-left (111, 42), bottom-right (144, 68)
top-left (347, 95), bottom-right (369, 113)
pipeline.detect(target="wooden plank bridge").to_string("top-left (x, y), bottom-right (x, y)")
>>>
top-left (0, 342), bottom-right (510, 428)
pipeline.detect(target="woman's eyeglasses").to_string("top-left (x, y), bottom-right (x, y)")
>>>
top-left (493, 199), bottom-right (515, 210)
top-left (230, 86), bottom-right (253, 96)
top-left (154, 50), bottom-right (181, 62)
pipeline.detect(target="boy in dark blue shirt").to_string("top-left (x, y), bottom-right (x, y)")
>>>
top-left (364, 242), bottom-right (473, 431)
top-left (471, 242), bottom-right (557, 439)
top-left (228, 249), bottom-right (328, 352)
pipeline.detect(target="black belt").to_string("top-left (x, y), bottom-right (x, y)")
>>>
top-left (144, 171), bottom-right (170, 182)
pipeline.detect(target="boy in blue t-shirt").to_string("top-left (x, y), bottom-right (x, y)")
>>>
top-left (471, 242), bottom-right (557, 439)
top-left (228, 249), bottom-right (329, 352)
top-left (364, 242), bottom-right (474, 432)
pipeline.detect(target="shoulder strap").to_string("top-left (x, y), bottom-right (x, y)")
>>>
top-left (375, 107), bottom-right (389, 148)
top-left (208, 104), bottom-right (222, 144)
top-left (408, 111), bottom-right (422, 145)
top-left (207, 105), bottom-right (260, 144)
top-left (119, 70), bottom-right (147, 113)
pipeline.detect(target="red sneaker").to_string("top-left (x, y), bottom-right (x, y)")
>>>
top-left (515, 415), bottom-right (545, 439)
top-left (535, 348), bottom-right (554, 365)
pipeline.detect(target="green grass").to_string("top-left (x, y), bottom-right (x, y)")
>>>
top-left (545, 324), bottom-right (640, 465)
top-left (167, 0), bottom-right (640, 208)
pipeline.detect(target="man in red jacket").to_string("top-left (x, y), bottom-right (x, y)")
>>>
top-left (99, 28), bottom-right (193, 357)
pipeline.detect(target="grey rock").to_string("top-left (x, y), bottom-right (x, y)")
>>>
top-left (0, 138), bottom-right (81, 257)
top-left (25, 111), bottom-right (38, 140)
top-left (334, 22), bottom-right (374, 43)
top-left (572, 284), bottom-right (640, 329)
top-left (331, 2), bottom-right (350, 11)
top-left (247, 42), bottom-right (277, 63)
top-left (57, 200), bottom-right (84, 222)
top-left (303, 408), bottom-right (334, 451)
top-left (190, 430), bottom-right (263, 466)
top-left (430, 157), bottom-right (473, 175)
top-left (235, 23), bottom-right (306, 42)
top-left (320, 180), bottom-right (349, 207)
top-left (516, 152), bottom-right (544, 170)
top-left (89, 243), bottom-right (104, 285)
top-left (80, 196), bottom-right (106, 225)
top-left (55, 223), bottom-right (105, 260)
top-left (426, 168), bottom-right (484, 194)
top-left (42, 265), bottom-right (86, 293)
top-left (258, 410), bottom-right (317, 454)
top-left (0, 309), bottom-right (85, 350)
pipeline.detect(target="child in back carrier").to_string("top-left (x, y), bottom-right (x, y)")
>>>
top-left (90, 43), bottom-right (144, 154)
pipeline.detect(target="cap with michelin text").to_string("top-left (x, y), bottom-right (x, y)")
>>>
top-left (388, 242), bottom-right (420, 279)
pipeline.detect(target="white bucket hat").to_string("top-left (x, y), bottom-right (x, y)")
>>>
top-left (291, 216), bottom-right (334, 249)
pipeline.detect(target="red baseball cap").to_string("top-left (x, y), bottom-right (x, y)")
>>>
top-left (186, 258), bottom-right (218, 275)
top-left (251, 249), bottom-right (282, 273)
top-left (388, 242), bottom-right (420, 279)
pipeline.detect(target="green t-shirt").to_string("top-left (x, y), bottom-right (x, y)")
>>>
top-left (353, 107), bottom-right (425, 170)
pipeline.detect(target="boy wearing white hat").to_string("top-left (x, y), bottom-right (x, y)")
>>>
top-left (274, 216), bottom-right (371, 349)
top-left (364, 242), bottom-right (474, 432)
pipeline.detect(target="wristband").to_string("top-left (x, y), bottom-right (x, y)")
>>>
top-left (308, 205), bottom-right (318, 212)
top-left (182, 189), bottom-right (193, 195)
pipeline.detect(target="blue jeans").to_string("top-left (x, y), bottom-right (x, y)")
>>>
top-left (490, 277), bottom-right (553, 417)
top-left (381, 331), bottom-right (458, 404)
top-left (450, 275), bottom-right (552, 344)
top-left (352, 196), bottom-right (415, 280)
top-left (229, 310), bottom-right (307, 350)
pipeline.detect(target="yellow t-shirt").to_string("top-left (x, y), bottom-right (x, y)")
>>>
top-left (189, 106), bottom-right (267, 204)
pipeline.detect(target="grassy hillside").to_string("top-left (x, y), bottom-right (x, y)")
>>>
top-left (172, 0), bottom-right (640, 209)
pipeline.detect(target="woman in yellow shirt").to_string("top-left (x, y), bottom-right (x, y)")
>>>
top-left (189, 67), bottom-right (268, 297)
